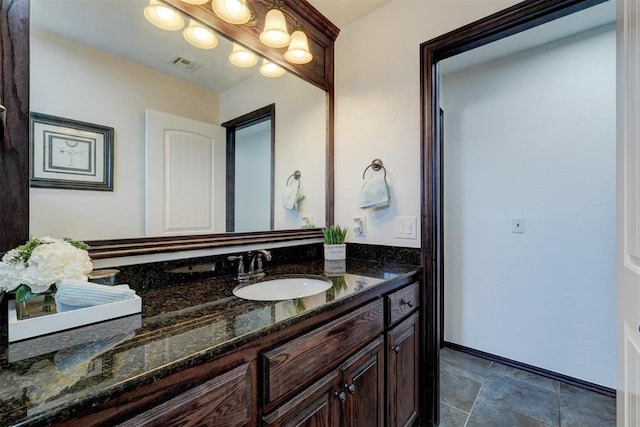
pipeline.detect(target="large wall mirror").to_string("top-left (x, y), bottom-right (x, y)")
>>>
top-left (0, 0), bottom-right (338, 257)
top-left (29, 0), bottom-right (329, 243)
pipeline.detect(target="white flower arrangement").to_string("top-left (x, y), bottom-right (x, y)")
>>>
top-left (0, 236), bottom-right (93, 303)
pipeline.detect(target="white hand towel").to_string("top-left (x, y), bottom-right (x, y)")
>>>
top-left (359, 170), bottom-right (390, 209)
top-left (282, 179), bottom-right (305, 210)
top-left (55, 280), bottom-right (136, 312)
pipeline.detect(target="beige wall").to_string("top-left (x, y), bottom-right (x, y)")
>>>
top-left (334, 1), bottom-right (517, 247)
top-left (29, 28), bottom-right (220, 240)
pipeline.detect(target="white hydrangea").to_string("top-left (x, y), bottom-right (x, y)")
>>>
top-left (0, 255), bottom-right (26, 292)
top-left (0, 238), bottom-right (93, 295)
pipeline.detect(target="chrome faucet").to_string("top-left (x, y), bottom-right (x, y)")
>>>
top-left (249, 249), bottom-right (272, 279)
top-left (227, 254), bottom-right (249, 281)
top-left (228, 249), bottom-right (271, 282)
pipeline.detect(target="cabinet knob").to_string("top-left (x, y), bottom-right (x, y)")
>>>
top-left (393, 345), bottom-right (401, 354)
top-left (344, 383), bottom-right (356, 394)
top-left (335, 391), bottom-right (347, 402)
top-left (401, 299), bottom-right (413, 308)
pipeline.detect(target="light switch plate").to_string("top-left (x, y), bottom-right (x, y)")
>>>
top-left (395, 216), bottom-right (417, 239)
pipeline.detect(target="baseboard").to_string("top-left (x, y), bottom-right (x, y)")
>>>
top-left (443, 341), bottom-right (615, 398)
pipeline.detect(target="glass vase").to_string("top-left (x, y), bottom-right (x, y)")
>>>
top-left (15, 291), bottom-right (57, 320)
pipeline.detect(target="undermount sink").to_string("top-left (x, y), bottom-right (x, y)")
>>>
top-left (232, 276), bottom-right (332, 301)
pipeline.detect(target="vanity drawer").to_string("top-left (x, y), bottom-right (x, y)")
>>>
top-left (386, 282), bottom-right (419, 325)
top-left (119, 362), bottom-right (252, 427)
top-left (262, 299), bottom-right (384, 406)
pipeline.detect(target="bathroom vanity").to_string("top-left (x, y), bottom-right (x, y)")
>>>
top-left (0, 256), bottom-right (423, 426)
top-left (0, 0), bottom-right (436, 424)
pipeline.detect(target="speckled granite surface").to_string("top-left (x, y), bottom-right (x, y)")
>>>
top-left (0, 257), bottom-right (419, 426)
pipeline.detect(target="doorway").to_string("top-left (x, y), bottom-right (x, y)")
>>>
top-left (222, 104), bottom-right (275, 233)
top-left (420, 0), bottom-right (615, 423)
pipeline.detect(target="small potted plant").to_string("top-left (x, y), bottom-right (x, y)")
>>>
top-left (323, 225), bottom-right (348, 260)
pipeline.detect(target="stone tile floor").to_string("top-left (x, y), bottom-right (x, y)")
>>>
top-left (440, 347), bottom-right (616, 427)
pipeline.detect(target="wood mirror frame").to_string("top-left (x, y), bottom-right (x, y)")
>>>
top-left (0, 0), bottom-right (338, 259)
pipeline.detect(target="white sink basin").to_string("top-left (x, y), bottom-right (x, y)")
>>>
top-left (232, 277), bottom-right (332, 301)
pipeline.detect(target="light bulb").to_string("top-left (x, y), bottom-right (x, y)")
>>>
top-left (181, 0), bottom-right (208, 4)
top-left (260, 59), bottom-right (286, 77)
top-left (260, 9), bottom-right (290, 48)
top-left (144, 0), bottom-right (185, 31)
top-left (284, 30), bottom-right (312, 64)
top-left (183, 19), bottom-right (218, 49)
top-left (212, 0), bottom-right (251, 25)
top-left (229, 43), bottom-right (258, 67)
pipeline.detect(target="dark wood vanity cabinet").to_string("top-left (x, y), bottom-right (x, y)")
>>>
top-left (118, 363), bottom-right (253, 427)
top-left (386, 283), bottom-right (421, 427)
top-left (263, 337), bottom-right (384, 427)
top-left (387, 312), bottom-right (420, 427)
top-left (49, 277), bottom-right (423, 427)
top-left (339, 337), bottom-right (385, 427)
top-left (263, 282), bottom-right (420, 427)
top-left (262, 370), bottom-right (342, 427)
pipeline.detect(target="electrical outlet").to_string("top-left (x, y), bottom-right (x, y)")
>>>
top-left (353, 217), bottom-right (366, 237)
top-left (512, 218), bottom-right (525, 233)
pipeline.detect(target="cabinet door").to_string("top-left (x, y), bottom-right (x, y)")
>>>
top-left (387, 312), bottom-right (419, 427)
top-left (340, 337), bottom-right (384, 427)
top-left (119, 362), bottom-right (252, 427)
top-left (262, 371), bottom-right (341, 427)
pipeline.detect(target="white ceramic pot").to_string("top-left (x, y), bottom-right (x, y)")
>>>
top-left (324, 243), bottom-right (346, 260)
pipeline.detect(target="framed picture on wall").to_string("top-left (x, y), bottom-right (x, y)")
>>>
top-left (30, 112), bottom-right (114, 191)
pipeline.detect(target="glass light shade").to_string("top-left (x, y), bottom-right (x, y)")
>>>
top-left (144, 0), bottom-right (185, 31)
top-left (183, 19), bottom-right (218, 49)
top-left (259, 59), bottom-right (286, 78)
top-left (212, 0), bottom-right (251, 25)
top-left (182, 0), bottom-right (208, 4)
top-left (284, 30), bottom-right (312, 64)
top-left (259, 9), bottom-right (290, 48)
top-left (229, 43), bottom-right (258, 67)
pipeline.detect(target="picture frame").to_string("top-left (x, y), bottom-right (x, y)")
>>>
top-left (30, 112), bottom-right (114, 191)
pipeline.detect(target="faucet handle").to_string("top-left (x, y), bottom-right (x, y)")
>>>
top-left (227, 255), bottom-right (245, 274)
top-left (258, 249), bottom-right (272, 261)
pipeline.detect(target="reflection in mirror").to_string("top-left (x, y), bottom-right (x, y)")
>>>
top-left (28, 0), bottom-right (326, 241)
top-left (224, 104), bottom-right (275, 233)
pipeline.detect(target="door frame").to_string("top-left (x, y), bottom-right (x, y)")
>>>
top-left (419, 0), bottom-right (607, 424)
top-left (222, 104), bottom-right (276, 233)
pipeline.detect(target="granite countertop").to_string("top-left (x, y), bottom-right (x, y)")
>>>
top-left (0, 258), bottom-right (419, 426)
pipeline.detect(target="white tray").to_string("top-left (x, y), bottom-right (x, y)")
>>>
top-left (8, 295), bottom-right (142, 342)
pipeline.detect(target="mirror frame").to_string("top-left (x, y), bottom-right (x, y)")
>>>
top-left (0, 0), bottom-right (338, 258)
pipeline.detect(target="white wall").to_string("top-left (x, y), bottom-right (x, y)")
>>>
top-left (334, 0), bottom-right (518, 247)
top-left (442, 27), bottom-right (616, 387)
top-left (221, 73), bottom-right (326, 230)
top-left (29, 28), bottom-right (220, 240)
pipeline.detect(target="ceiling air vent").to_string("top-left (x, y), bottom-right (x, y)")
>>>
top-left (167, 55), bottom-right (201, 72)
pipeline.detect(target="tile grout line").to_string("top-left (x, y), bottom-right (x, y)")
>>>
top-left (463, 375), bottom-right (485, 427)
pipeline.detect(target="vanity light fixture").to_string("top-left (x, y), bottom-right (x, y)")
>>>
top-left (144, 0), bottom-right (185, 30)
top-left (183, 19), bottom-right (219, 49)
top-left (259, 59), bottom-right (286, 77)
top-left (229, 43), bottom-right (259, 67)
top-left (284, 30), bottom-right (312, 64)
top-left (259, 9), bottom-right (290, 48)
top-left (212, 0), bottom-right (252, 25)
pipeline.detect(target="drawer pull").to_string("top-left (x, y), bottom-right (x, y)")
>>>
top-left (393, 345), bottom-right (401, 354)
top-left (401, 299), bottom-right (413, 308)
top-left (335, 391), bottom-right (347, 402)
top-left (345, 383), bottom-right (356, 394)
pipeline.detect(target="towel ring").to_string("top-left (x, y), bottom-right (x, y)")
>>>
top-left (286, 170), bottom-right (301, 185)
top-left (362, 159), bottom-right (386, 180)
